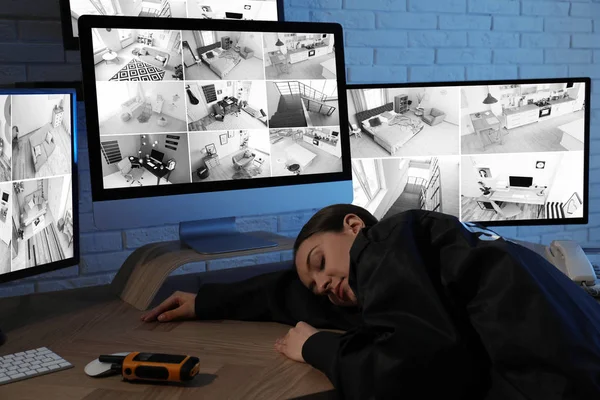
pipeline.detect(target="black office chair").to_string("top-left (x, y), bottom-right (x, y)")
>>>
top-left (213, 103), bottom-right (225, 122)
top-left (196, 164), bottom-right (209, 180)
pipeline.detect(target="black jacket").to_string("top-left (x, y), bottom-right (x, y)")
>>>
top-left (195, 210), bottom-right (600, 399)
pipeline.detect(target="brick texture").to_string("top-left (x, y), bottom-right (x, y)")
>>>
top-left (377, 13), bottom-right (437, 30)
top-left (544, 17), bottom-right (593, 33)
top-left (409, 65), bottom-right (466, 81)
top-left (521, 33), bottom-right (571, 48)
top-left (519, 65), bottom-right (568, 78)
top-left (1, 0), bottom-right (599, 298)
top-left (545, 49), bottom-right (592, 64)
top-left (493, 49), bottom-right (544, 64)
top-left (468, 0), bottom-right (520, 15)
top-left (346, 0), bottom-right (406, 11)
top-left (439, 15), bottom-right (491, 31)
top-left (0, 65), bottom-right (26, 84)
top-left (17, 20), bottom-right (63, 41)
top-left (0, 0), bottom-right (61, 18)
top-left (408, 31), bottom-right (467, 47)
top-left (437, 48), bottom-right (492, 64)
top-left (409, 0), bottom-right (466, 13)
top-left (493, 16), bottom-right (544, 32)
top-left (468, 32), bottom-right (520, 48)
top-left (521, 2), bottom-right (569, 17)
top-left (375, 49), bottom-right (435, 65)
top-left (0, 20), bottom-right (17, 40)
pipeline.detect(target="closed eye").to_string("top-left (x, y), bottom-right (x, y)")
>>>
top-left (308, 257), bottom-right (325, 294)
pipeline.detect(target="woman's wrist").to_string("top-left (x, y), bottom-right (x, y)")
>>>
top-left (302, 331), bottom-right (342, 377)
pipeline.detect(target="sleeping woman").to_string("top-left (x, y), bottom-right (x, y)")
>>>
top-left (142, 204), bottom-right (600, 399)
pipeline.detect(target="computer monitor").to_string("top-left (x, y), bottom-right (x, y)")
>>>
top-left (150, 149), bottom-right (165, 163)
top-left (59, 0), bottom-right (285, 50)
top-left (78, 16), bottom-right (351, 253)
top-left (509, 176), bottom-right (534, 188)
top-left (0, 87), bottom-right (79, 285)
top-left (225, 12), bottom-right (244, 19)
top-left (347, 77), bottom-right (590, 227)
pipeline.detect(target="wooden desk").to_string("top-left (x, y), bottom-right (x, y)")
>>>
top-left (477, 187), bottom-right (547, 218)
top-left (469, 111), bottom-right (502, 150)
top-left (488, 188), bottom-right (546, 205)
top-left (216, 97), bottom-right (238, 115)
top-left (129, 157), bottom-right (172, 185)
top-left (0, 280), bottom-right (334, 399)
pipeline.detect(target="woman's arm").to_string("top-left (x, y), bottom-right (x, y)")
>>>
top-left (195, 268), bottom-right (361, 331)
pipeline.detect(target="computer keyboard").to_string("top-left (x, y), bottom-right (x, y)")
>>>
top-left (147, 161), bottom-right (155, 167)
top-left (0, 347), bottom-right (73, 385)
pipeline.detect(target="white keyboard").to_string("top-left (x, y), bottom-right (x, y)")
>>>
top-left (0, 347), bottom-right (73, 385)
top-left (147, 161), bottom-right (155, 167)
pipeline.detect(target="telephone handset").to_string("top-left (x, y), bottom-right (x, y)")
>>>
top-left (545, 240), bottom-right (600, 297)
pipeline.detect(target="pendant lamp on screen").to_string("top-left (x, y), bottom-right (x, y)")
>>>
top-left (483, 92), bottom-right (498, 104)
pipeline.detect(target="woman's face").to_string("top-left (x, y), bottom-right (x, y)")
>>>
top-left (295, 214), bottom-right (363, 307)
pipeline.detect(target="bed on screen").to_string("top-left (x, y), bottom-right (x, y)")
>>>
top-left (197, 43), bottom-right (242, 79)
top-left (356, 103), bottom-right (424, 155)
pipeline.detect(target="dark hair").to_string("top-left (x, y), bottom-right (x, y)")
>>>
top-left (293, 204), bottom-right (378, 259)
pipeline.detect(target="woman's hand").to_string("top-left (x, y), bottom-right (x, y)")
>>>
top-left (274, 321), bottom-right (319, 363)
top-left (140, 291), bottom-right (197, 322)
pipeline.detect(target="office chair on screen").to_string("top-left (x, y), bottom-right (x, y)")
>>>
top-left (118, 157), bottom-right (144, 186)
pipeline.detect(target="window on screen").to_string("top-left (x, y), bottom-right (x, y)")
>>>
top-left (92, 29), bottom-right (106, 53)
top-left (363, 89), bottom-right (385, 109)
top-left (352, 159), bottom-right (384, 208)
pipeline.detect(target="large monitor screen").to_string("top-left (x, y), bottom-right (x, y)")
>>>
top-left (347, 78), bottom-right (590, 227)
top-left (60, 0), bottom-right (285, 50)
top-left (78, 16), bottom-right (350, 207)
top-left (0, 88), bottom-right (79, 284)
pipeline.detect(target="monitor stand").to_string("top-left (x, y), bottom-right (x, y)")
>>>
top-left (110, 221), bottom-right (293, 311)
top-left (179, 217), bottom-right (278, 254)
top-left (0, 328), bottom-right (5, 347)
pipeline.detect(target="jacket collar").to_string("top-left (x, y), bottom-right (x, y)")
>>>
top-left (350, 227), bottom-right (370, 263)
top-left (348, 228), bottom-right (370, 302)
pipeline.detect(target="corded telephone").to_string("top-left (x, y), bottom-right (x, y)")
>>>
top-left (545, 240), bottom-right (600, 297)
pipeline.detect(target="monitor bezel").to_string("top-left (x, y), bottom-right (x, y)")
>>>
top-left (14, 81), bottom-right (83, 99)
top-left (59, 0), bottom-right (286, 51)
top-left (347, 76), bottom-right (591, 228)
top-left (78, 15), bottom-right (351, 203)
top-left (0, 87), bottom-right (80, 284)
